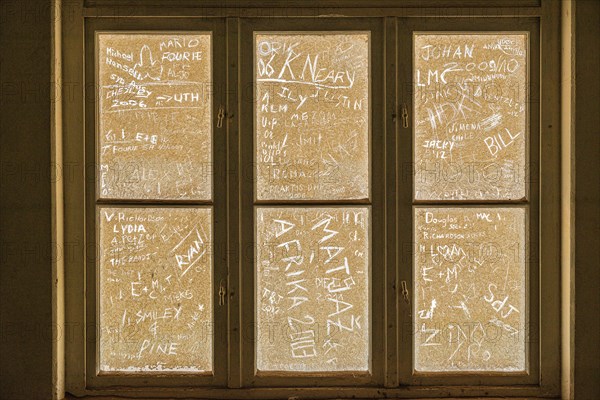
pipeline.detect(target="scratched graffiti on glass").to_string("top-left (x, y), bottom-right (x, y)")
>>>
top-left (97, 33), bottom-right (212, 200)
top-left (98, 207), bottom-right (213, 372)
top-left (414, 207), bottom-right (527, 371)
top-left (255, 33), bottom-right (370, 200)
top-left (414, 34), bottom-right (528, 200)
top-left (256, 207), bottom-right (370, 372)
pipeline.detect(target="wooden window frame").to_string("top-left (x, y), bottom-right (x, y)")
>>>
top-left (238, 17), bottom-right (385, 388)
top-left (397, 18), bottom-right (540, 387)
top-left (63, 1), bottom-right (560, 398)
top-left (83, 17), bottom-right (228, 389)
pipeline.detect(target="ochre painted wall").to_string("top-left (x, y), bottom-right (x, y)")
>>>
top-left (0, 1), bottom-right (54, 399)
top-left (572, 0), bottom-right (600, 398)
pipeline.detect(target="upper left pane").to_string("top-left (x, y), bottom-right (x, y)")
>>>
top-left (97, 33), bottom-right (212, 200)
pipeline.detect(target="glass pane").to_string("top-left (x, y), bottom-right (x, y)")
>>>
top-left (414, 207), bottom-right (526, 372)
top-left (255, 33), bottom-right (370, 200)
top-left (97, 33), bottom-right (212, 200)
top-left (414, 33), bottom-right (528, 200)
top-left (256, 207), bottom-right (370, 372)
top-left (98, 207), bottom-right (213, 372)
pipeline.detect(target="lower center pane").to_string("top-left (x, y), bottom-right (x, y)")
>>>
top-left (255, 207), bottom-right (370, 372)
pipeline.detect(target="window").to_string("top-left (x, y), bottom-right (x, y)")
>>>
top-left (253, 27), bottom-right (373, 376)
top-left (64, 2), bottom-right (560, 398)
top-left (83, 18), bottom-right (228, 388)
top-left (239, 18), bottom-right (385, 387)
top-left (397, 18), bottom-right (541, 387)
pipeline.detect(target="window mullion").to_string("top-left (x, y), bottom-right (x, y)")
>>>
top-left (226, 15), bottom-right (242, 390)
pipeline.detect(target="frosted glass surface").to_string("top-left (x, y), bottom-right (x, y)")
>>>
top-left (98, 207), bottom-right (212, 372)
top-left (414, 34), bottom-right (528, 200)
top-left (256, 207), bottom-right (370, 372)
top-left (255, 33), bottom-right (370, 200)
top-left (97, 33), bottom-right (212, 200)
top-left (414, 207), bottom-right (526, 371)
